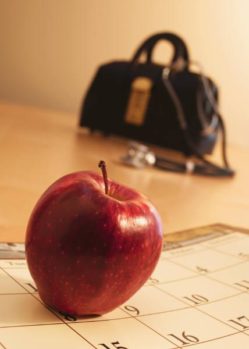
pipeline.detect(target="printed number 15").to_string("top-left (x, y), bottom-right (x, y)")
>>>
top-left (99, 341), bottom-right (128, 349)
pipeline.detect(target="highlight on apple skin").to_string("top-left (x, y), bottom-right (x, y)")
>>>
top-left (25, 163), bottom-right (163, 316)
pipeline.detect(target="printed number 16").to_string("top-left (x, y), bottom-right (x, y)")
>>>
top-left (99, 341), bottom-right (128, 349)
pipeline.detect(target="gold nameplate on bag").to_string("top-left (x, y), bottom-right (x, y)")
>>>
top-left (125, 77), bottom-right (153, 126)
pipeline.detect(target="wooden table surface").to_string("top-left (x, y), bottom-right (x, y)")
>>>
top-left (1, 102), bottom-right (249, 243)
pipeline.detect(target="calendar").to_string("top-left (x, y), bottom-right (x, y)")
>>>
top-left (1, 224), bottom-right (249, 348)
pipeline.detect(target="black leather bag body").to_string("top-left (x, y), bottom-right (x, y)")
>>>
top-left (80, 32), bottom-right (234, 177)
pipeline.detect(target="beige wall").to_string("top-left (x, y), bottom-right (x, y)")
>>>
top-left (0, 0), bottom-right (249, 147)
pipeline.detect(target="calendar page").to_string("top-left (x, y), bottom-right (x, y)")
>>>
top-left (1, 224), bottom-right (249, 348)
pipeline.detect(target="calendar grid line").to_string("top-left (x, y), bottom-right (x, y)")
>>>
top-left (1, 226), bottom-right (249, 348)
top-left (13, 280), bottom-right (243, 325)
top-left (39, 304), bottom-right (99, 349)
top-left (163, 246), bottom-right (207, 259)
top-left (0, 293), bottom-right (29, 296)
top-left (121, 303), bottom-right (190, 318)
top-left (0, 322), bottom-right (65, 329)
top-left (165, 254), bottom-right (247, 274)
top-left (164, 238), bottom-right (248, 266)
top-left (0, 267), bottom-right (26, 270)
top-left (156, 234), bottom-right (249, 342)
top-left (153, 284), bottom-right (249, 342)
top-left (120, 307), bottom-right (180, 349)
top-left (121, 282), bottom-right (249, 348)
top-left (204, 244), bottom-right (249, 260)
top-left (201, 232), bottom-right (249, 245)
top-left (61, 314), bottom-right (131, 324)
top-left (155, 285), bottom-right (245, 310)
top-left (165, 255), bottom-right (249, 293)
top-left (0, 267), bottom-right (32, 295)
top-left (73, 305), bottom-right (190, 323)
top-left (0, 341), bottom-right (7, 349)
top-left (65, 324), bottom-right (98, 349)
top-left (201, 272), bottom-right (249, 293)
top-left (34, 297), bottom-right (100, 349)
top-left (76, 237), bottom-right (249, 346)
top-left (154, 257), bottom-right (249, 342)
top-left (165, 331), bottom-right (244, 348)
top-left (154, 271), bottom-right (237, 288)
top-left (164, 232), bottom-right (247, 257)
top-left (0, 266), bottom-right (99, 349)
top-left (0, 266), bottom-right (26, 270)
top-left (147, 274), bottom-right (200, 285)
top-left (56, 282), bottom-right (247, 324)
top-left (165, 245), bottom-right (237, 260)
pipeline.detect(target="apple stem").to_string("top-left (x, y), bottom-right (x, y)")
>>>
top-left (98, 160), bottom-right (109, 195)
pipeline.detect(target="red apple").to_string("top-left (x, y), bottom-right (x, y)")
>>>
top-left (25, 162), bottom-right (163, 316)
